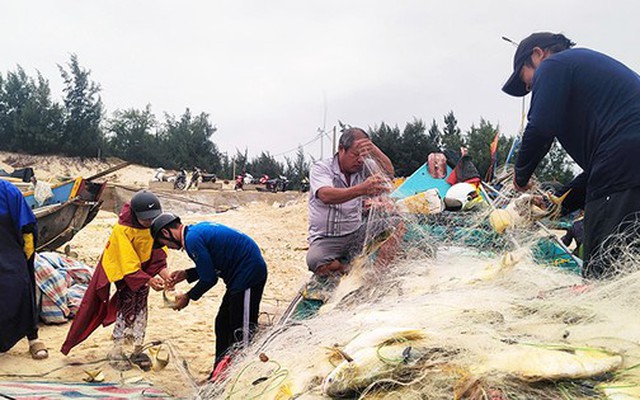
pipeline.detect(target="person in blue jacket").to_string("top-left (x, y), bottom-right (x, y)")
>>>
top-left (502, 32), bottom-right (640, 278)
top-left (0, 180), bottom-right (48, 359)
top-left (150, 212), bottom-right (267, 377)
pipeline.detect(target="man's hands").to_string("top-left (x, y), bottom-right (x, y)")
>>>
top-left (150, 268), bottom-right (187, 291)
top-left (353, 137), bottom-right (394, 176)
top-left (168, 270), bottom-right (188, 288)
top-left (172, 292), bottom-right (190, 311)
top-left (353, 138), bottom-right (376, 158)
top-left (361, 174), bottom-right (390, 196)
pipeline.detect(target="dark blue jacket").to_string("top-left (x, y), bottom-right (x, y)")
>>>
top-left (0, 180), bottom-right (38, 352)
top-left (184, 222), bottom-right (267, 300)
top-left (515, 48), bottom-right (640, 202)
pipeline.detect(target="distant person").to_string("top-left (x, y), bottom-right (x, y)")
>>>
top-left (187, 167), bottom-right (202, 190)
top-left (306, 127), bottom-right (394, 276)
top-left (0, 180), bottom-right (48, 359)
top-left (502, 32), bottom-right (640, 278)
top-left (61, 190), bottom-right (169, 371)
top-left (151, 212), bottom-right (267, 380)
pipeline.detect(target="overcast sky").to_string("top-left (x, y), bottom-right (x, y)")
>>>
top-left (1, 1), bottom-right (638, 162)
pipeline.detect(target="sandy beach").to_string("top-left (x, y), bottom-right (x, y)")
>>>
top-left (0, 152), bottom-right (311, 397)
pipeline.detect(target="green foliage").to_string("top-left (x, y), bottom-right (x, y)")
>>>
top-left (245, 151), bottom-right (284, 178)
top-left (107, 105), bottom-right (158, 164)
top-left (370, 119), bottom-right (438, 178)
top-left (465, 118), bottom-right (498, 178)
top-left (428, 119), bottom-right (442, 150)
top-left (497, 135), bottom-right (515, 167)
top-left (160, 108), bottom-right (221, 171)
top-left (534, 140), bottom-right (575, 184)
top-left (284, 146), bottom-right (310, 190)
top-left (233, 148), bottom-right (249, 175)
top-left (218, 152), bottom-right (233, 180)
top-left (399, 118), bottom-right (438, 177)
top-left (0, 57), bottom-right (574, 186)
top-left (0, 67), bottom-right (64, 153)
top-left (442, 111), bottom-right (465, 152)
top-left (58, 54), bottom-right (104, 157)
top-left (370, 122), bottom-right (402, 166)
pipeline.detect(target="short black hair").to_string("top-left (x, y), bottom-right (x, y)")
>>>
top-left (523, 33), bottom-right (575, 67)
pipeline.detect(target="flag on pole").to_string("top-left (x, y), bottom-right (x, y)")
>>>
top-left (485, 130), bottom-right (500, 182)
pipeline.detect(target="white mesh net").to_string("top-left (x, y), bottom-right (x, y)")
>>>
top-left (163, 159), bottom-right (640, 399)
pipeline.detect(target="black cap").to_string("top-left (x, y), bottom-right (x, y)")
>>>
top-left (150, 212), bottom-right (181, 239)
top-left (502, 32), bottom-right (569, 97)
top-left (131, 190), bottom-right (162, 220)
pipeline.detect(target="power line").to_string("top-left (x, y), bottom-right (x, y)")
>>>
top-left (271, 130), bottom-right (324, 157)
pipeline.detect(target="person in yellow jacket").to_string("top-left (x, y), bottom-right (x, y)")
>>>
top-left (0, 180), bottom-right (48, 359)
top-left (62, 190), bottom-right (169, 370)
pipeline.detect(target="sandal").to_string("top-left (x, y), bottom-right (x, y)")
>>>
top-left (148, 345), bottom-right (170, 371)
top-left (130, 352), bottom-right (153, 372)
top-left (108, 346), bottom-right (132, 371)
top-left (29, 341), bottom-right (49, 360)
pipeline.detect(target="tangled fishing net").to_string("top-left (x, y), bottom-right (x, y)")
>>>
top-left (175, 160), bottom-right (640, 399)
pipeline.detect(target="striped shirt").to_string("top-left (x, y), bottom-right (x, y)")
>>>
top-left (308, 155), bottom-right (372, 242)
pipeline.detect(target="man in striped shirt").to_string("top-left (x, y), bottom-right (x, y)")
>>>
top-left (306, 127), bottom-right (394, 275)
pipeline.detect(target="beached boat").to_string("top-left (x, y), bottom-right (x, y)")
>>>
top-left (22, 161), bottom-right (129, 251)
top-left (28, 178), bottom-right (107, 252)
top-left (0, 176), bottom-right (32, 192)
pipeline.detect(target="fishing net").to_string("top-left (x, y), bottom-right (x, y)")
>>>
top-left (172, 158), bottom-right (640, 399)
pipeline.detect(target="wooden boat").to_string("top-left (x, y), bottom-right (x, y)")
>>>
top-left (24, 162), bottom-right (130, 251)
top-left (0, 176), bottom-right (32, 192)
top-left (0, 167), bottom-right (35, 192)
top-left (28, 178), bottom-right (107, 252)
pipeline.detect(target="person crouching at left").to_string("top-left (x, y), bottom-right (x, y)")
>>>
top-left (61, 190), bottom-right (170, 371)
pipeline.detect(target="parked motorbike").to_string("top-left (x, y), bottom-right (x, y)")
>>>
top-left (266, 175), bottom-right (289, 193)
top-left (259, 174), bottom-right (270, 185)
top-left (174, 169), bottom-right (188, 190)
top-left (300, 177), bottom-right (310, 193)
top-left (201, 171), bottom-right (217, 183)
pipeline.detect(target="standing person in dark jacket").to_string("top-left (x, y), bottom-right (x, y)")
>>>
top-left (502, 32), bottom-right (640, 278)
top-left (0, 180), bottom-right (48, 359)
top-left (151, 213), bottom-right (267, 379)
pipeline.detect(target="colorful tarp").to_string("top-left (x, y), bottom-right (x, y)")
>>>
top-left (0, 380), bottom-right (170, 399)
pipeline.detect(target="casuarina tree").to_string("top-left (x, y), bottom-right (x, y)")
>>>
top-left (442, 111), bottom-right (465, 153)
top-left (58, 54), bottom-right (104, 157)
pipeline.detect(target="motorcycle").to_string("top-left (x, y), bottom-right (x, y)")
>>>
top-left (201, 170), bottom-right (217, 183)
top-left (266, 175), bottom-right (289, 193)
top-left (174, 169), bottom-right (188, 190)
top-left (259, 174), bottom-right (270, 185)
top-left (300, 177), bottom-right (310, 193)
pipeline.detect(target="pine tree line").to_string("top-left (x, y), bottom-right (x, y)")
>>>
top-left (0, 56), bottom-right (575, 185)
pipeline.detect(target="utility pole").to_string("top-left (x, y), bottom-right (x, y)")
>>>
top-left (332, 126), bottom-right (337, 155)
top-left (232, 158), bottom-right (236, 180)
